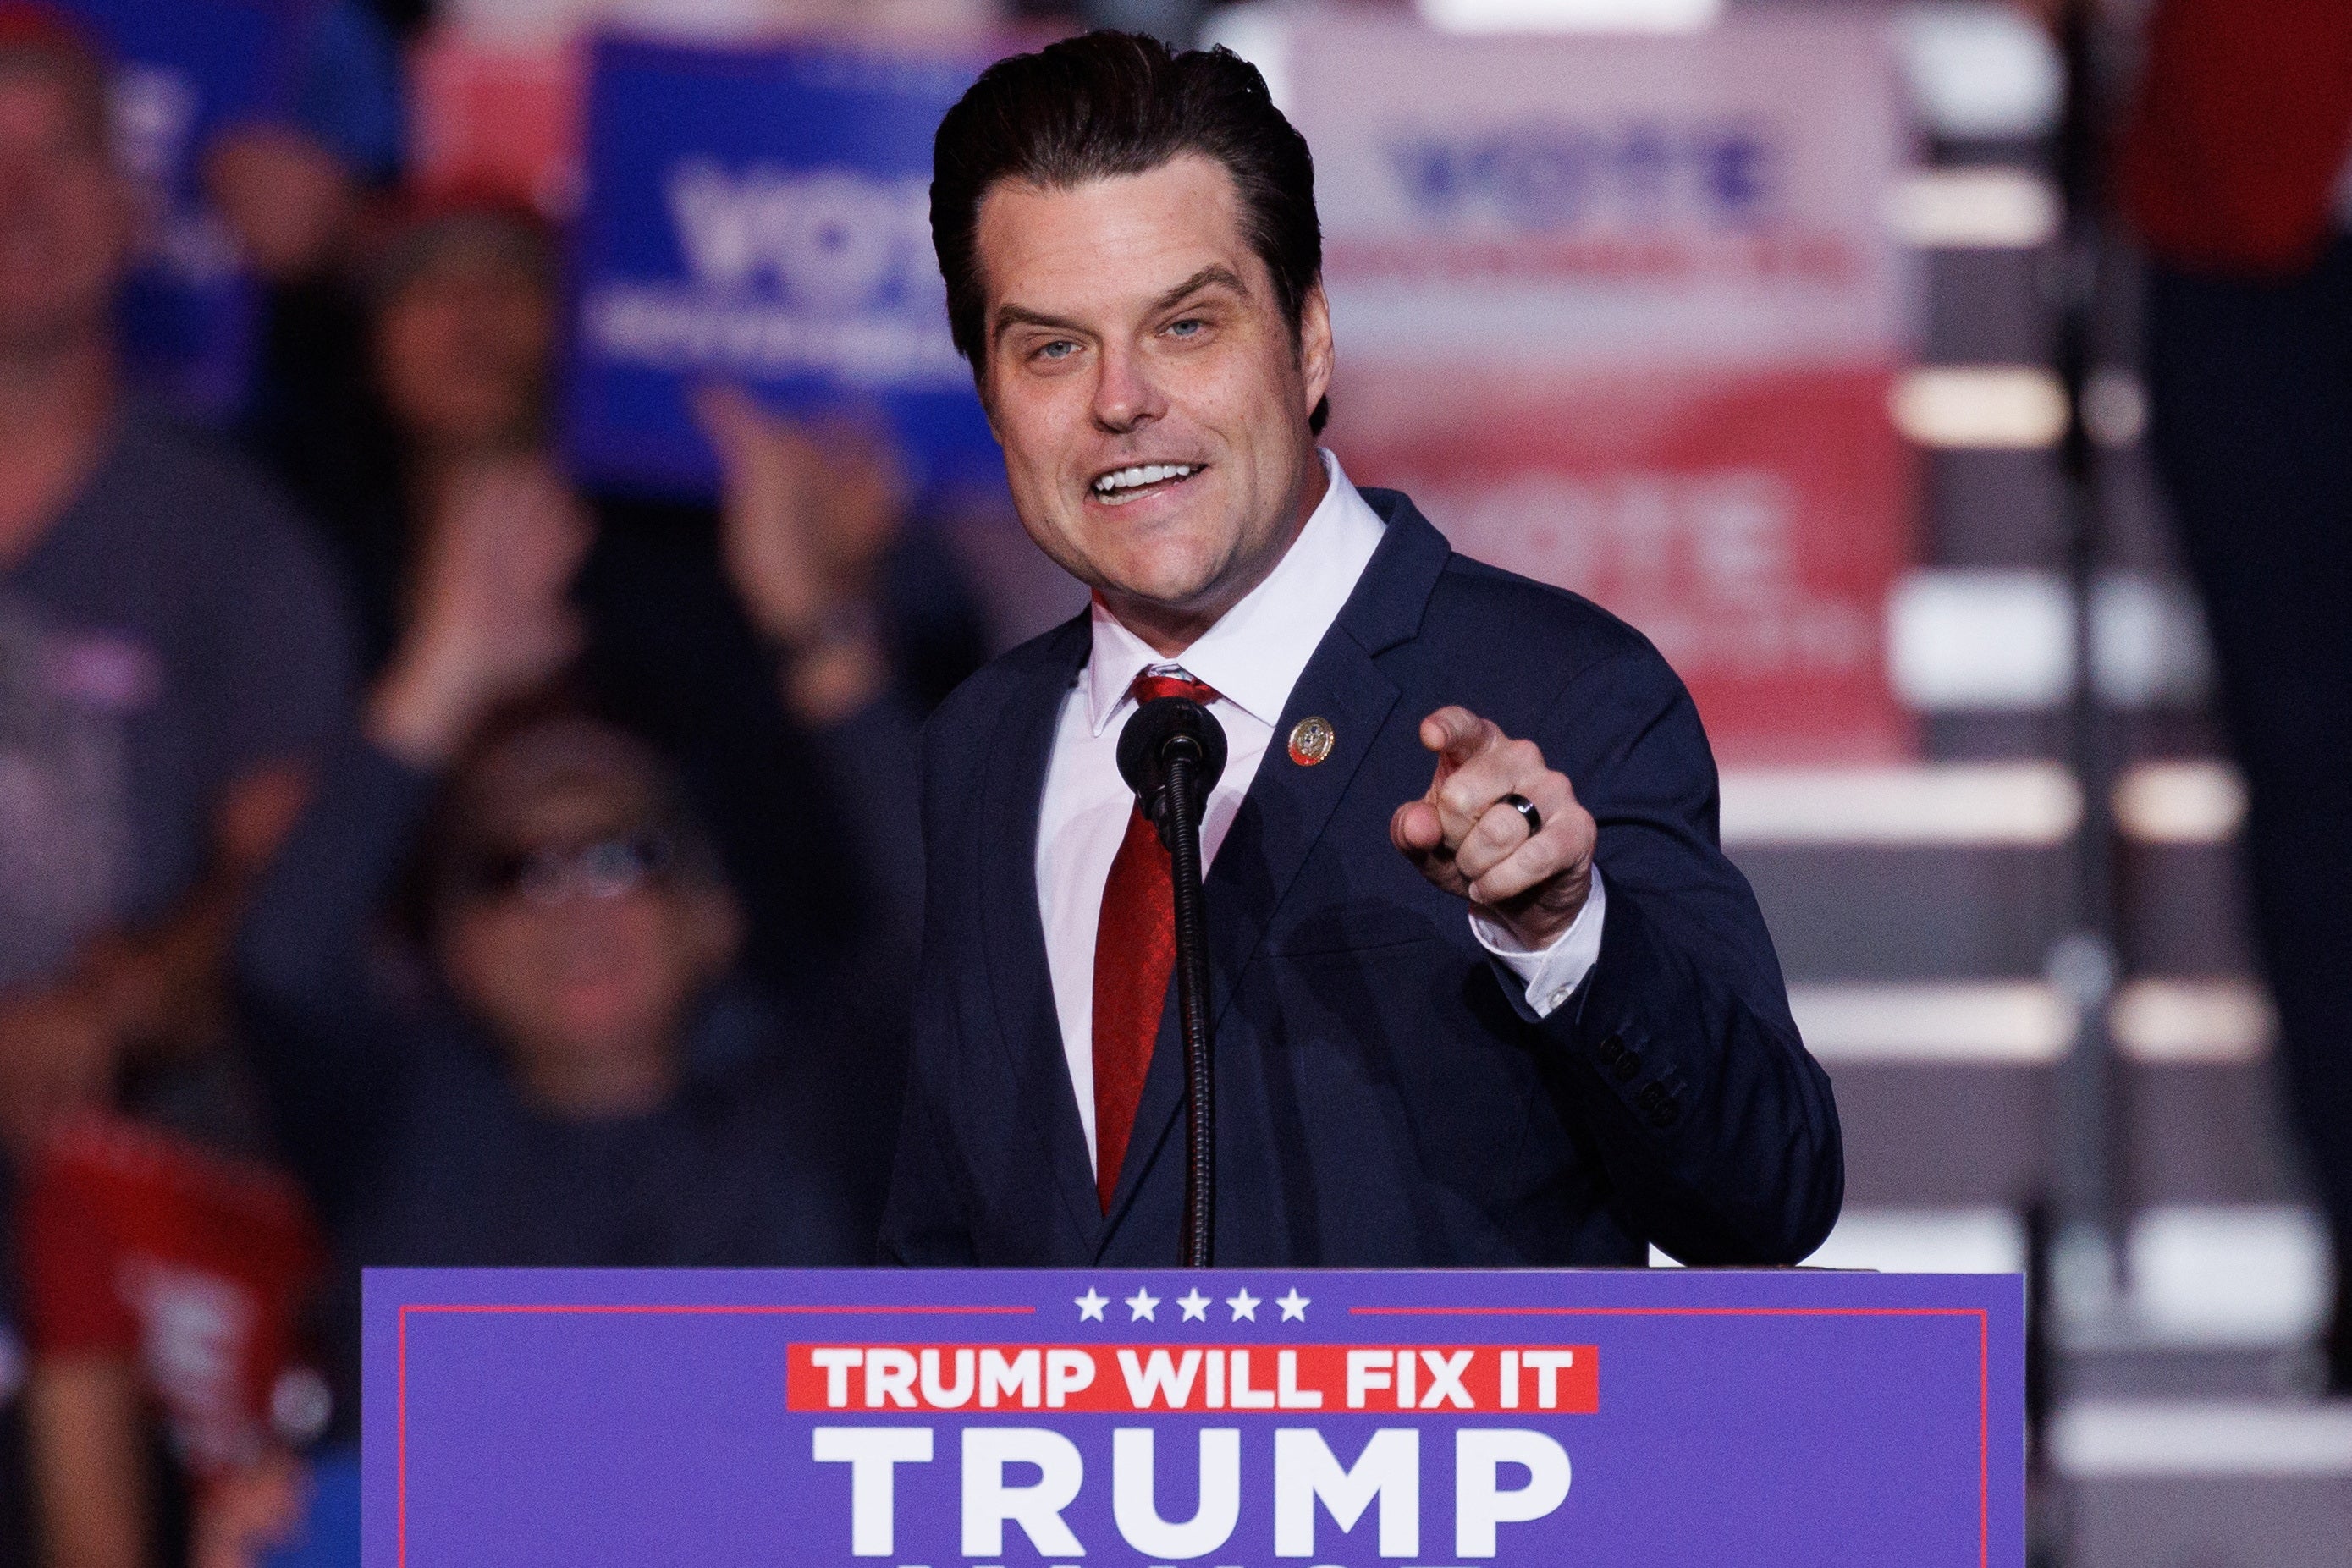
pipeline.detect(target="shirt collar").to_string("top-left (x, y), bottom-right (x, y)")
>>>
top-left (1083, 450), bottom-right (1389, 735)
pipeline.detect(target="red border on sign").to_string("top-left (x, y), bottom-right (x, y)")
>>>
top-left (395, 1301), bottom-right (1990, 1568)
top-left (1353, 1305), bottom-right (1993, 1568)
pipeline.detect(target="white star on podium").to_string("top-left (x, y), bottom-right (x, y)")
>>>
top-left (1226, 1288), bottom-right (1260, 1322)
top-left (1277, 1288), bottom-right (1311, 1322)
top-left (1177, 1289), bottom-right (1211, 1322)
top-left (1075, 1288), bottom-right (1108, 1322)
top-left (1126, 1287), bottom-right (1161, 1322)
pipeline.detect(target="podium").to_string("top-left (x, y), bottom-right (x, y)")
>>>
top-left (367, 1267), bottom-right (2021, 1565)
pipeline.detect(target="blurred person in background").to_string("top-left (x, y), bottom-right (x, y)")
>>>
top-left (2110, 0), bottom-right (2352, 1391)
top-left (201, 0), bottom-right (406, 289)
top-left (43, 0), bottom-right (407, 434)
top-left (250, 195), bottom-right (983, 1225)
top-left (231, 459), bottom-right (884, 1488)
top-left (268, 197), bottom-right (555, 674)
top-left (278, 195), bottom-right (983, 999)
top-left (0, 10), bottom-right (349, 1560)
top-left (19, 1116), bottom-right (328, 1568)
top-left (208, 0), bottom-right (404, 524)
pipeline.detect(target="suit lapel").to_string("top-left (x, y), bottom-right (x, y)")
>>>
top-left (1099, 493), bottom-right (1453, 1246)
top-left (977, 615), bottom-right (1104, 1252)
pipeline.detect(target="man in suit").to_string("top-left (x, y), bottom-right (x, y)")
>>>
top-left (881, 31), bottom-right (1841, 1268)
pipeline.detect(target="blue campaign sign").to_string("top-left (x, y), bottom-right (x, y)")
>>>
top-left (565, 36), bottom-right (1004, 504)
top-left (59, 0), bottom-right (313, 417)
top-left (368, 1267), bottom-right (2022, 1566)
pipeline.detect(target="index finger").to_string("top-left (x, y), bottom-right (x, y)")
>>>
top-left (1419, 706), bottom-right (1499, 767)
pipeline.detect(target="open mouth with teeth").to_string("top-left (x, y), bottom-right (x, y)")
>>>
top-left (1090, 462), bottom-right (1201, 505)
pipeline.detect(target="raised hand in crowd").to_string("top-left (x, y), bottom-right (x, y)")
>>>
top-left (697, 386), bottom-right (909, 724)
top-left (367, 457), bottom-right (591, 767)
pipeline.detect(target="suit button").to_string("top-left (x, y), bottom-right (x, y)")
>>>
top-left (1613, 1049), bottom-right (1642, 1084)
top-left (1597, 1032), bottom-right (1623, 1064)
top-left (1649, 1097), bottom-right (1683, 1130)
top-left (1635, 1081), bottom-right (1663, 1112)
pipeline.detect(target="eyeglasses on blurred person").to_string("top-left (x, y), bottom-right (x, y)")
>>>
top-left (454, 828), bottom-right (678, 908)
top-left (410, 714), bottom-right (748, 1129)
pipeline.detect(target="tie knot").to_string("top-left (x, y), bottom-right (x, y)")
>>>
top-left (1131, 670), bottom-right (1218, 708)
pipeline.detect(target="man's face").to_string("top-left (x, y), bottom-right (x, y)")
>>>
top-left (973, 154), bottom-right (1331, 643)
top-left (0, 64), bottom-right (128, 355)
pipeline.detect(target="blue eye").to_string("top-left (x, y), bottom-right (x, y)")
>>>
top-left (1168, 318), bottom-right (1204, 338)
top-left (1037, 339), bottom-right (1077, 360)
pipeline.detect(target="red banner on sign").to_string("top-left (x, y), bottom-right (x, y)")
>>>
top-left (788, 1344), bottom-right (1600, 1416)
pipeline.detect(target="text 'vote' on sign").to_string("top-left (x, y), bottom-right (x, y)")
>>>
top-left (788, 1345), bottom-right (1599, 1415)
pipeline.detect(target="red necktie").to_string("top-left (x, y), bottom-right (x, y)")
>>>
top-left (1091, 671), bottom-right (1219, 1212)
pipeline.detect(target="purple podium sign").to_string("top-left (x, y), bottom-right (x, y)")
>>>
top-left (366, 1268), bottom-right (2020, 1566)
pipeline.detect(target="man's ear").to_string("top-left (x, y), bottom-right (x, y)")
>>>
top-left (1297, 281), bottom-right (1334, 417)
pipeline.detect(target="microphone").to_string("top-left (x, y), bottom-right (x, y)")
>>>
top-left (1115, 696), bottom-right (1227, 1268)
top-left (1116, 696), bottom-right (1229, 844)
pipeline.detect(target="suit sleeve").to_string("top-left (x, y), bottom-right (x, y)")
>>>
top-left (1533, 645), bottom-right (1843, 1265)
top-left (876, 715), bottom-right (980, 1265)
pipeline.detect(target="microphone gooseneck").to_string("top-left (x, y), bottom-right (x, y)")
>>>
top-left (1115, 696), bottom-right (1228, 1268)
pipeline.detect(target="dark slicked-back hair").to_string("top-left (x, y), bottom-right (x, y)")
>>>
top-left (932, 30), bottom-right (1328, 433)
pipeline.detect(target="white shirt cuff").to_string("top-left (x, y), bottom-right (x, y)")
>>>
top-left (1468, 867), bottom-right (1606, 1020)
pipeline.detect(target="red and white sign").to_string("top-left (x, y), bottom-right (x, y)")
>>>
top-left (1280, 12), bottom-right (1919, 760)
top-left (408, 26), bottom-right (587, 217)
top-left (789, 1343), bottom-right (1600, 1414)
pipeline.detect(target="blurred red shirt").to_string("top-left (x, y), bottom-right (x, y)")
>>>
top-left (21, 1118), bottom-right (326, 1485)
top-left (2122, 0), bottom-right (2352, 273)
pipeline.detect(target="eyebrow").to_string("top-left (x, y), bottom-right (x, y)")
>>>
top-left (1149, 264), bottom-right (1251, 313)
top-left (990, 264), bottom-right (1253, 347)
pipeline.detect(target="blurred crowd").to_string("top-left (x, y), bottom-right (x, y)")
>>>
top-left (0, 3), bottom-right (1060, 1565)
top-left (0, 0), bottom-right (2348, 1565)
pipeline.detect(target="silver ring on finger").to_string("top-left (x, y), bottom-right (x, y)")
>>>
top-left (1501, 792), bottom-right (1542, 839)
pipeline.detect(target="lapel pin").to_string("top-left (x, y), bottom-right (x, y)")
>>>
top-left (1287, 716), bottom-right (1336, 767)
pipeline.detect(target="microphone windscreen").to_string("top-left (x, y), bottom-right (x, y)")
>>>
top-left (1116, 696), bottom-right (1230, 818)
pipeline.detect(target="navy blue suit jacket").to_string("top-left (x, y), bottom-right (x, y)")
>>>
top-left (879, 490), bottom-right (1842, 1268)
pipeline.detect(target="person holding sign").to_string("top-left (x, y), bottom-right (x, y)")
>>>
top-left (881, 32), bottom-right (1842, 1268)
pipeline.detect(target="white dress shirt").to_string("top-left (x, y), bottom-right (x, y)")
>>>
top-left (1035, 452), bottom-right (1606, 1168)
